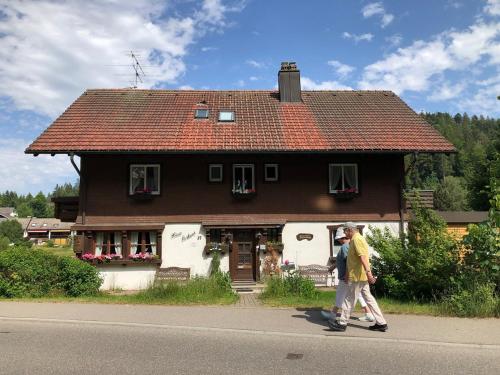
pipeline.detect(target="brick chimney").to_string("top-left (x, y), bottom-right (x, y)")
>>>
top-left (278, 61), bottom-right (301, 102)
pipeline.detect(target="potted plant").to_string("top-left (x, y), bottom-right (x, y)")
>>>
top-left (333, 187), bottom-right (359, 201)
top-left (130, 188), bottom-right (154, 201)
top-left (232, 188), bottom-right (256, 200)
top-left (266, 241), bottom-right (284, 254)
top-left (204, 242), bottom-right (230, 255)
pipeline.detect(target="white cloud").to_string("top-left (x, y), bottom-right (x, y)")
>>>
top-left (342, 32), bottom-right (374, 43)
top-left (246, 59), bottom-right (266, 68)
top-left (385, 34), bottom-right (403, 48)
top-left (178, 85), bottom-right (194, 90)
top-left (301, 77), bottom-right (352, 90)
top-left (0, 139), bottom-right (78, 194)
top-left (361, 2), bottom-right (394, 28)
top-left (427, 82), bottom-right (466, 101)
top-left (458, 75), bottom-right (500, 115)
top-left (0, 0), bottom-right (245, 117)
top-left (359, 22), bottom-right (500, 95)
top-left (446, 1), bottom-right (463, 9)
top-left (201, 46), bottom-right (218, 52)
top-left (236, 79), bottom-right (245, 87)
top-left (484, 0), bottom-right (500, 15)
top-left (327, 60), bottom-right (355, 78)
top-left (249, 76), bottom-right (259, 81)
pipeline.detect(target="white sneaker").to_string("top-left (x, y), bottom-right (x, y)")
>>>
top-left (358, 314), bottom-right (375, 322)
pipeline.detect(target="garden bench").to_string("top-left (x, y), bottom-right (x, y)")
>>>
top-left (298, 264), bottom-right (330, 286)
top-left (156, 267), bottom-right (191, 282)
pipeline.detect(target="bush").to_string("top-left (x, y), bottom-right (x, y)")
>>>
top-left (0, 246), bottom-right (101, 298)
top-left (368, 203), bottom-right (460, 300)
top-left (46, 239), bottom-right (55, 248)
top-left (439, 282), bottom-right (499, 318)
top-left (0, 236), bottom-right (10, 251)
top-left (0, 220), bottom-right (23, 243)
top-left (261, 271), bottom-right (319, 299)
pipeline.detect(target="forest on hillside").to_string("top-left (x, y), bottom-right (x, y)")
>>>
top-left (0, 111), bottom-right (498, 217)
top-left (407, 113), bottom-right (499, 211)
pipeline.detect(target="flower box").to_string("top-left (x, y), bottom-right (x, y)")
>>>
top-left (232, 190), bottom-right (256, 200)
top-left (81, 253), bottom-right (161, 266)
top-left (332, 188), bottom-right (359, 201)
top-left (130, 192), bottom-right (154, 201)
top-left (204, 243), bottom-right (230, 255)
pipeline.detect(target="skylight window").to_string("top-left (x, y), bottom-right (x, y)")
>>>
top-left (195, 109), bottom-right (209, 119)
top-left (218, 111), bottom-right (235, 122)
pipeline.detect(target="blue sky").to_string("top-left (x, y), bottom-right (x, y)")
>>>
top-left (0, 0), bottom-right (499, 195)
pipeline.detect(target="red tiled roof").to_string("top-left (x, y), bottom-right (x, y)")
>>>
top-left (26, 89), bottom-right (455, 153)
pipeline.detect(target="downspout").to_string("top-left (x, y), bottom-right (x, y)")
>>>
top-left (399, 152), bottom-right (418, 238)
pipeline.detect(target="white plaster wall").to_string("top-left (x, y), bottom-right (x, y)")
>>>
top-left (282, 221), bottom-right (401, 285)
top-left (162, 224), bottom-right (229, 277)
top-left (99, 266), bottom-right (157, 290)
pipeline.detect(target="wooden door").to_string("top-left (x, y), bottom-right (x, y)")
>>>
top-left (230, 230), bottom-right (255, 281)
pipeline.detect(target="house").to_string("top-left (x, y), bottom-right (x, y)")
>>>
top-left (436, 211), bottom-right (489, 239)
top-left (16, 217), bottom-right (73, 245)
top-left (26, 62), bottom-right (455, 290)
top-left (0, 207), bottom-right (17, 222)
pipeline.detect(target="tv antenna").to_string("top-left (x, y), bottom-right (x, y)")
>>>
top-left (129, 51), bottom-right (146, 88)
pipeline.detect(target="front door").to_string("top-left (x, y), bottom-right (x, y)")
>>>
top-left (230, 229), bottom-right (255, 281)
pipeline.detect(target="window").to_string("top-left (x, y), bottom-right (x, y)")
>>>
top-left (95, 232), bottom-right (122, 256)
top-left (218, 111), bottom-right (235, 122)
top-left (264, 164), bottom-right (279, 182)
top-left (130, 164), bottom-right (160, 195)
top-left (195, 109), bottom-right (209, 119)
top-left (130, 231), bottom-right (157, 255)
top-left (209, 164), bottom-right (223, 182)
top-left (233, 164), bottom-right (255, 193)
top-left (329, 164), bottom-right (358, 194)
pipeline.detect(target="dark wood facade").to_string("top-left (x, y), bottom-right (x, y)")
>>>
top-left (75, 153), bottom-right (404, 226)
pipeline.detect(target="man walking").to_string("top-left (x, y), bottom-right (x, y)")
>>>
top-left (328, 222), bottom-right (388, 332)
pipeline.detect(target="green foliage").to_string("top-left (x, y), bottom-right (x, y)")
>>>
top-left (0, 220), bottom-right (23, 243)
top-left (29, 192), bottom-right (49, 218)
top-left (368, 203), bottom-right (460, 300)
top-left (51, 181), bottom-right (79, 197)
top-left (261, 271), bottom-right (319, 299)
top-left (15, 202), bottom-right (33, 218)
top-left (0, 247), bottom-right (101, 298)
top-left (439, 281), bottom-right (499, 318)
top-left (56, 257), bottom-right (102, 297)
top-left (134, 274), bottom-right (236, 304)
top-left (408, 112), bottom-right (499, 210)
top-left (0, 236), bottom-right (10, 251)
top-left (209, 250), bottom-right (221, 277)
top-left (46, 239), bottom-right (55, 248)
top-left (434, 176), bottom-right (469, 211)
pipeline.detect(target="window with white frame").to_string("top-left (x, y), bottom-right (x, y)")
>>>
top-left (95, 232), bottom-right (122, 256)
top-left (264, 164), bottom-right (279, 182)
top-left (209, 164), bottom-right (223, 182)
top-left (129, 164), bottom-right (160, 195)
top-left (232, 164), bottom-right (255, 193)
top-left (329, 164), bottom-right (358, 193)
top-left (195, 109), bottom-right (209, 119)
top-left (130, 231), bottom-right (158, 255)
top-left (218, 111), bottom-right (235, 122)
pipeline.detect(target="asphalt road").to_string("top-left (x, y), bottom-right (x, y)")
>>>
top-left (0, 302), bottom-right (499, 374)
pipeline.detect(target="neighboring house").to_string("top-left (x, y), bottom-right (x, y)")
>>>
top-left (436, 211), bottom-right (489, 239)
top-left (0, 207), bottom-right (17, 222)
top-left (16, 218), bottom-right (73, 245)
top-left (26, 62), bottom-right (455, 290)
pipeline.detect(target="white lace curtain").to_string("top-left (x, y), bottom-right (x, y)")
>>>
top-left (343, 165), bottom-right (357, 190)
top-left (330, 165), bottom-right (342, 191)
top-left (114, 232), bottom-right (122, 256)
top-left (149, 231), bottom-right (157, 255)
top-left (95, 232), bottom-right (104, 256)
top-left (131, 231), bottom-right (139, 254)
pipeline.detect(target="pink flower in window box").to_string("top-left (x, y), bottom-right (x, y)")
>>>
top-left (82, 253), bottom-right (94, 260)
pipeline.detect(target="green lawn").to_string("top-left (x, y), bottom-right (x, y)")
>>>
top-left (35, 245), bottom-right (74, 258)
top-left (259, 290), bottom-right (437, 316)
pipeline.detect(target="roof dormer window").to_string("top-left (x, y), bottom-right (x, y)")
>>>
top-left (218, 111), bottom-right (235, 122)
top-left (195, 109), bottom-right (209, 119)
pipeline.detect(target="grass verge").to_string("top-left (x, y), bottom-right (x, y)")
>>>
top-left (35, 245), bottom-right (74, 258)
top-left (1, 278), bottom-right (238, 306)
top-left (259, 289), bottom-right (438, 316)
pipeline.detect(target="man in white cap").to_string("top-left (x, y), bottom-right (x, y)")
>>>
top-left (328, 222), bottom-right (388, 332)
top-left (322, 227), bottom-right (374, 322)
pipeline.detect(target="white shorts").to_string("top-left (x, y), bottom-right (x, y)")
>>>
top-left (335, 280), bottom-right (367, 308)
